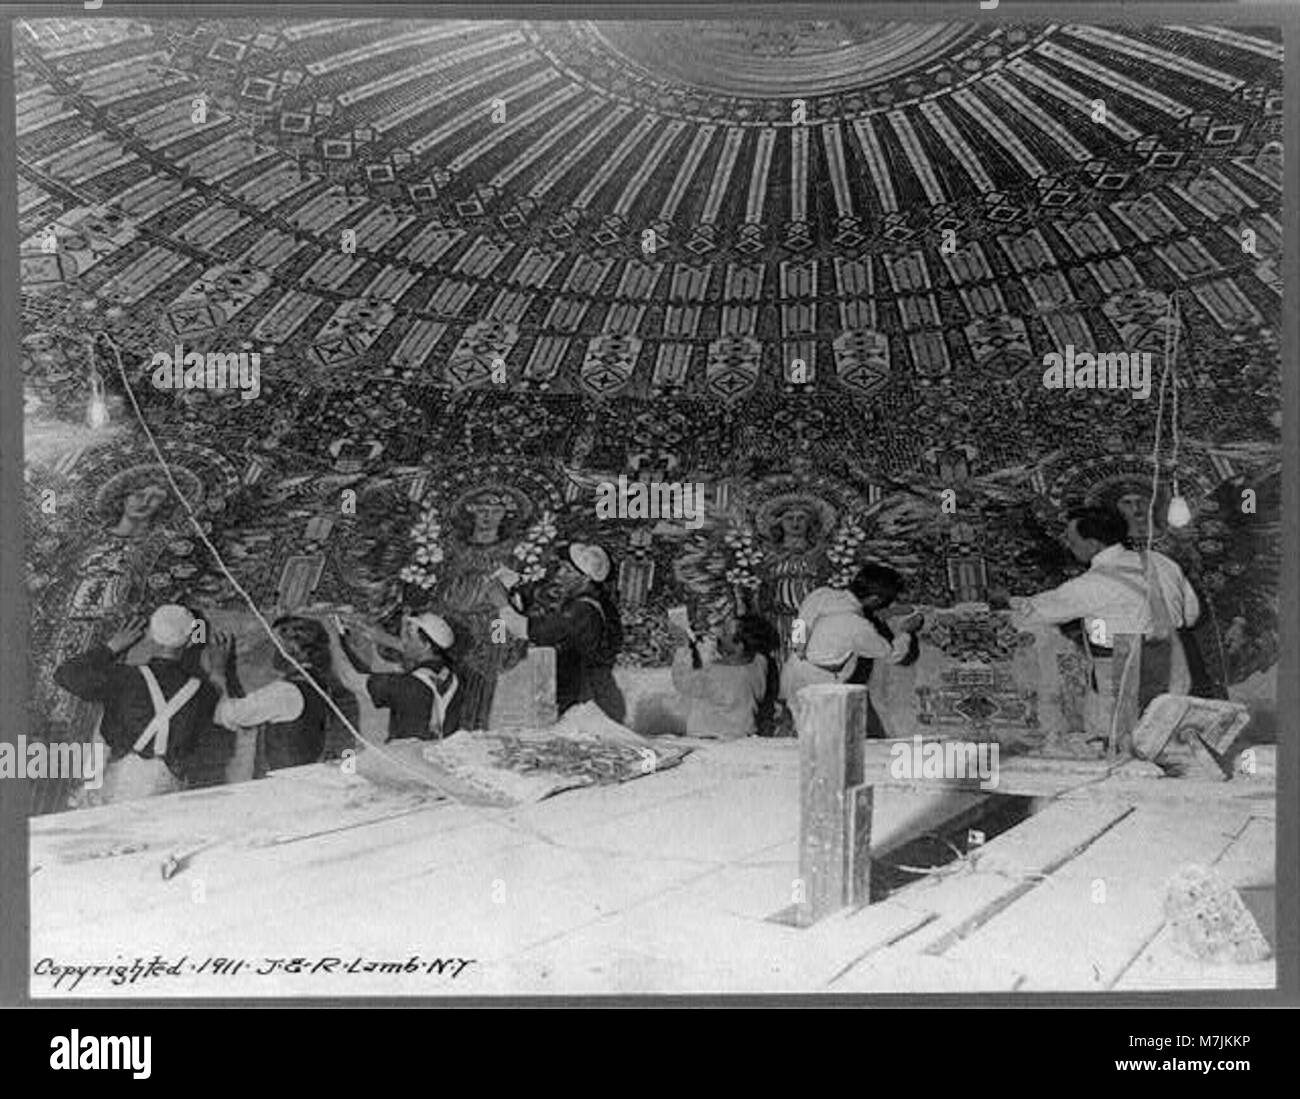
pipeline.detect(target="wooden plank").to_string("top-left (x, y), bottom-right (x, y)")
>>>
top-left (29, 763), bottom-right (441, 869)
top-left (1057, 773), bottom-right (1276, 810)
top-left (501, 881), bottom-right (935, 994)
top-left (858, 738), bottom-right (1274, 803)
top-left (920, 804), bottom-right (1138, 956)
top-left (837, 798), bottom-right (1136, 974)
top-left (863, 741), bottom-right (1114, 799)
top-left (1112, 925), bottom-right (1275, 991)
top-left (942, 803), bottom-right (1257, 990)
top-left (830, 950), bottom-right (1025, 993)
top-left (1212, 816), bottom-right (1275, 889)
top-left (795, 685), bottom-right (868, 926)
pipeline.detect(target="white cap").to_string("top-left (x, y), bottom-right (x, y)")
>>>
top-left (408, 613), bottom-right (454, 650)
top-left (568, 542), bottom-right (611, 583)
top-left (149, 604), bottom-right (196, 648)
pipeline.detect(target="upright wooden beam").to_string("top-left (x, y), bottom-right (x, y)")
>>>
top-left (794, 684), bottom-right (871, 926)
top-left (1108, 634), bottom-right (1142, 757)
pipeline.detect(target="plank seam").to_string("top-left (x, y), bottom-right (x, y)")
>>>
top-left (921, 805), bottom-right (1136, 957)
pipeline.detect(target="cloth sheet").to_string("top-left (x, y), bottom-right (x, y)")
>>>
top-left (355, 702), bottom-right (690, 807)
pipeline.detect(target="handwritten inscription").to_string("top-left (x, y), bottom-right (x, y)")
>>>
top-left (34, 954), bottom-right (475, 991)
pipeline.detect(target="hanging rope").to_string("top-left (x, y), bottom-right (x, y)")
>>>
top-left (1145, 293), bottom-right (1179, 558)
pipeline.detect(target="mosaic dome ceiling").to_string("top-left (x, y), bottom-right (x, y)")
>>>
top-left (15, 17), bottom-right (1282, 429)
top-left (569, 21), bottom-right (982, 98)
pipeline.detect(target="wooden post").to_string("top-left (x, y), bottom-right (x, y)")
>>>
top-left (1109, 634), bottom-right (1143, 757)
top-left (530, 646), bottom-right (558, 727)
top-left (794, 684), bottom-right (871, 927)
top-left (845, 783), bottom-right (874, 910)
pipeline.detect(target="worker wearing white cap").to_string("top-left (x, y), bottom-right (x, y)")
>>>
top-left (503, 541), bottom-right (626, 721)
top-left (54, 605), bottom-right (218, 802)
top-left (566, 542), bottom-right (611, 583)
top-left (330, 610), bottom-right (469, 740)
top-left (409, 613), bottom-right (455, 651)
top-left (149, 604), bottom-right (197, 647)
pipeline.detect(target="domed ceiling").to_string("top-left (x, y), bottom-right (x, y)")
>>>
top-left (16, 16), bottom-right (1284, 692)
top-left (570, 22), bottom-right (981, 98)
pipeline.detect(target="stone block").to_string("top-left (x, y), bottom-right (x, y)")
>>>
top-left (1164, 864), bottom-right (1271, 964)
top-left (488, 646), bottom-right (557, 730)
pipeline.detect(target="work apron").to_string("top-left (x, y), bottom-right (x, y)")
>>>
top-left (97, 667), bottom-right (199, 804)
top-left (1082, 558), bottom-right (1191, 748)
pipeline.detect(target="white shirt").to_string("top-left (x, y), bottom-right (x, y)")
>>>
top-left (670, 650), bottom-right (767, 739)
top-left (798, 587), bottom-right (911, 668)
top-left (1016, 544), bottom-right (1200, 644)
top-left (215, 680), bottom-right (304, 730)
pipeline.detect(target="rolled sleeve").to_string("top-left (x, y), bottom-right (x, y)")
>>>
top-left (1021, 577), bottom-right (1093, 625)
top-left (215, 680), bottom-right (304, 730)
top-left (848, 619), bottom-right (896, 661)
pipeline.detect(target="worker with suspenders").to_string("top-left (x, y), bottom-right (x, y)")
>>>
top-left (54, 605), bottom-right (217, 803)
top-left (332, 612), bottom-right (468, 741)
top-left (498, 542), bottom-right (626, 722)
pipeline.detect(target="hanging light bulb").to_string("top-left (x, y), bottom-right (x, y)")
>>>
top-left (1167, 481), bottom-right (1192, 529)
top-left (1164, 298), bottom-right (1190, 531)
top-left (84, 333), bottom-right (111, 430)
top-left (86, 368), bottom-right (110, 429)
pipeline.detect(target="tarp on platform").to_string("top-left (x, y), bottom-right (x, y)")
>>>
top-left (355, 702), bottom-right (691, 807)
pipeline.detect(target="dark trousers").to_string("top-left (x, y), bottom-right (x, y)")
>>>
top-left (560, 665), bottom-right (626, 724)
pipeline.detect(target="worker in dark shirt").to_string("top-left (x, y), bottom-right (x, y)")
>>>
top-left (53, 605), bottom-right (217, 802)
top-left (331, 613), bottom-right (470, 740)
top-left (207, 616), bottom-right (339, 776)
top-left (178, 611), bottom-right (236, 787)
top-left (500, 542), bottom-right (625, 722)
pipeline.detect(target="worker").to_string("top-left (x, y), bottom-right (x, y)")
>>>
top-left (53, 605), bottom-right (217, 802)
top-left (179, 610), bottom-right (239, 787)
top-left (498, 542), bottom-right (626, 721)
top-left (670, 612), bottom-right (778, 739)
top-left (331, 613), bottom-right (471, 741)
top-left (1011, 504), bottom-right (1200, 744)
top-left (781, 564), bottom-right (916, 726)
top-left (206, 616), bottom-right (339, 776)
